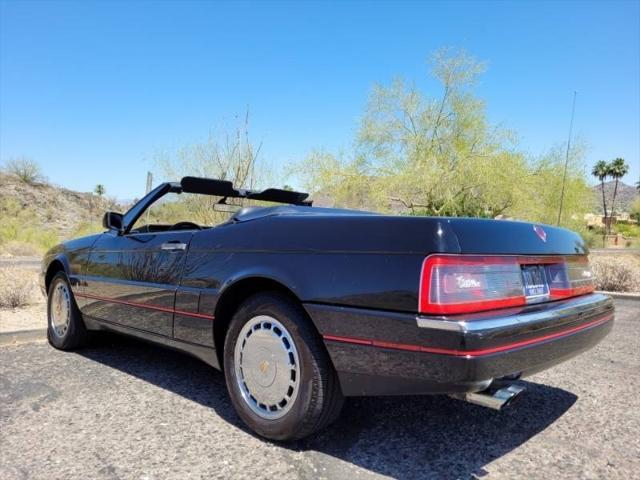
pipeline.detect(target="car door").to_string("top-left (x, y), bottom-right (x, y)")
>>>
top-left (81, 229), bottom-right (193, 336)
top-left (79, 183), bottom-right (195, 337)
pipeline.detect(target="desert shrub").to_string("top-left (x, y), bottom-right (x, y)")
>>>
top-left (590, 255), bottom-right (640, 293)
top-left (0, 198), bottom-right (59, 254)
top-left (0, 267), bottom-right (37, 308)
top-left (631, 197), bottom-right (640, 223)
top-left (3, 157), bottom-right (44, 185)
top-left (0, 241), bottom-right (42, 257)
top-left (581, 229), bottom-right (602, 249)
top-left (615, 223), bottom-right (640, 238)
top-left (626, 238), bottom-right (640, 248)
top-left (570, 222), bottom-right (602, 249)
top-left (0, 223), bottom-right (59, 254)
top-left (71, 221), bottom-right (104, 238)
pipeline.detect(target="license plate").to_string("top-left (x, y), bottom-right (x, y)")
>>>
top-left (521, 265), bottom-right (549, 299)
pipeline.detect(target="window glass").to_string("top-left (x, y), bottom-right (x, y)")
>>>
top-left (129, 192), bottom-right (237, 232)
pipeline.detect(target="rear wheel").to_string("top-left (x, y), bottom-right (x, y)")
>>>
top-left (223, 292), bottom-right (343, 441)
top-left (47, 272), bottom-right (88, 350)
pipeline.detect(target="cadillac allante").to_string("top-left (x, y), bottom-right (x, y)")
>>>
top-left (41, 177), bottom-right (614, 440)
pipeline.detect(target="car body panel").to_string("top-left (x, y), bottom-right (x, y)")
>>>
top-left (327, 315), bottom-right (612, 395)
top-left (40, 233), bottom-right (102, 295)
top-left (447, 218), bottom-right (587, 255)
top-left (312, 293), bottom-right (613, 395)
top-left (174, 286), bottom-right (213, 346)
top-left (80, 230), bottom-right (194, 337)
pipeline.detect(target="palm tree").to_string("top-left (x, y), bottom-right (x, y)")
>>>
top-left (591, 160), bottom-right (609, 229)
top-left (607, 158), bottom-right (629, 234)
top-left (91, 185), bottom-right (106, 224)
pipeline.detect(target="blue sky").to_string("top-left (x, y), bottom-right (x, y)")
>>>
top-left (1, 0), bottom-right (639, 199)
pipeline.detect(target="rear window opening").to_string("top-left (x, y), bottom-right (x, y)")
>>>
top-left (419, 255), bottom-right (595, 315)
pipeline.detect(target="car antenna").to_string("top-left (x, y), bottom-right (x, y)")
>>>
top-left (557, 91), bottom-right (577, 226)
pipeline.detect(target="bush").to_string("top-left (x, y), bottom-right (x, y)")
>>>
top-left (631, 197), bottom-right (640, 223)
top-left (3, 157), bottom-right (44, 185)
top-left (0, 241), bottom-right (42, 257)
top-left (583, 231), bottom-right (603, 249)
top-left (71, 221), bottom-right (104, 238)
top-left (576, 226), bottom-right (602, 249)
top-left (615, 223), bottom-right (640, 238)
top-left (0, 267), bottom-right (37, 308)
top-left (0, 198), bottom-right (59, 255)
top-left (590, 255), bottom-right (640, 293)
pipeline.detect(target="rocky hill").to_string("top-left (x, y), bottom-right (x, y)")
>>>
top-left (0, 172), bottom-right (126, 238)
top-left (591, 180), bottom-right (638, 214)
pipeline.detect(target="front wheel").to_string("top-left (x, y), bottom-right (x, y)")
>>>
top-left (47, 272), bottom-right (88, 350)
top-left (223, 292), bottom-right (343, 441)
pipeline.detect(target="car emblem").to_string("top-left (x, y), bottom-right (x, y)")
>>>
top-left (259, 360), bottom-right (270, 374)
top-left (533, 225), bottom-right (547, 242)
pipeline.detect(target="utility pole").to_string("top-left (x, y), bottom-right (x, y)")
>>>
top-left (557, 91), bottom-right (577, 226)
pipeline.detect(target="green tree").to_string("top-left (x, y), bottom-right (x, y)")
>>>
top-left (355, 48), bottom-right (523, 217)
top-left (591, 160), bottom-right (609, 223)
top-left (294, 48), bottom-right (591, 225)
top-left (94, 184), bottom-right (106, 197)
top-left (607, 157), bottom-right (629, 234)
top-left (293, 149), bottom-right (377, 210)
top-left (155, 110), bottom-right (267, 225)
top-left (514, 143), bottom-right (591, 226)
top-left (296, 48), bottom-right (526, 217)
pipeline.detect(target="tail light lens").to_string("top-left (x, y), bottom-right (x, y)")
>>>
top-left (548, 257), bottom-right (596, 298)
top-left (419, 255), bottom-right (595, 315)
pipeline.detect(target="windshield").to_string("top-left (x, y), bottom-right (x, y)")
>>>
top-left (128, 190), bottom-right (275, 233)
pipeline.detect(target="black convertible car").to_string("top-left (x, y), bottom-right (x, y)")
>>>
top-left (41, 176), bottom-right (614, 441)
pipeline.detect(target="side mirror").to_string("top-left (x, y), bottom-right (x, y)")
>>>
top-left (103, 212), bottom-right (124, 234)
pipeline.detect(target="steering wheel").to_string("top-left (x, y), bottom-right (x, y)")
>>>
top-left (169, 221), bottom-right (201, 231)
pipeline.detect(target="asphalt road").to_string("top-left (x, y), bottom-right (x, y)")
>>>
top-left (0, 257), bottom-right (41, 270)
top-left (1, 300), bottom-right (638, 480)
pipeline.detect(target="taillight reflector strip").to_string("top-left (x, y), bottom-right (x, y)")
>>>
top-left (419, 254), bottom-right (595, 315)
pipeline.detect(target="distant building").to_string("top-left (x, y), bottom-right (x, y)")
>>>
top-left (584, 212), bottom-right (637, 228)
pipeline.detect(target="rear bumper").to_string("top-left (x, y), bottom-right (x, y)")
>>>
top-left (305, 293), bottom-right (614, 396)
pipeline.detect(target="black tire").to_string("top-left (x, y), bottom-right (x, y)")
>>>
top-left (47, 271), bottom-right (89, 350)
top-left (223, 292), bottom-right (344, 441)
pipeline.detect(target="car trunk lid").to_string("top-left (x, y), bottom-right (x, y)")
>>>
top-left (445, 218), bottom-right (587, 256)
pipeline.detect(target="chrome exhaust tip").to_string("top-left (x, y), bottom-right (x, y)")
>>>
top-left (450, 384), bottom-right (525, 410)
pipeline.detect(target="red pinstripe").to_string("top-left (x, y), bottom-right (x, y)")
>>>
top-left (323, 313), bottom-right (613, 357)
top-left (76, 292), bottom-right (215, 320)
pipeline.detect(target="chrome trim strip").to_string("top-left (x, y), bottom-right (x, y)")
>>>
top-left (416, 293), bottom-right (613, 333)
top-left (415, 317), bottom-right (466, 332)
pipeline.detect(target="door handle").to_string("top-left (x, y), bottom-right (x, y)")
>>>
top-left (161, 241), bottom-right (187, 251)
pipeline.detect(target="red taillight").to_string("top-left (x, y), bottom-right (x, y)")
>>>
top-left (548, 256), bottom-right (596, 298)
top-left (419, 255), bottom-right (595, 315)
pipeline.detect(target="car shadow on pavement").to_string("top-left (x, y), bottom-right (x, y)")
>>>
top-left (79, 334), bottom-right (577, 480)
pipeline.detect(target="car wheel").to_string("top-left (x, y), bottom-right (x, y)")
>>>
top-left (47, 271), bottom-right (88, 350)
top-left (223, 292), bottom-right (344, 441)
